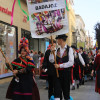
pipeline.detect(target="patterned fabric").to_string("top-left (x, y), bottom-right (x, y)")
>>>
top-left (11, 56), bottom-right (35, 71)
top-left (56, 46), bottom-right (69, 64)
top-left (57, 48), bottom-right (68, 58)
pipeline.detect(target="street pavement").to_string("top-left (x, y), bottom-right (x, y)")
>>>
top-left (0, 76), bottom-right (100, 100)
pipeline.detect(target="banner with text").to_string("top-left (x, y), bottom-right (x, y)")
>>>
top-left (27, 0), bottom-right (69, 38)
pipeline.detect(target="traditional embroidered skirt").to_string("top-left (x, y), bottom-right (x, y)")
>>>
top-left (6, 74), bottom-right (40, 100)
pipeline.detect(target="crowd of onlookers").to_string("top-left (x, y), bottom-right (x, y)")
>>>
top-left (29, 50), bottom-right (49, 89)
top-left (29, 50), bottom-right (44, 75)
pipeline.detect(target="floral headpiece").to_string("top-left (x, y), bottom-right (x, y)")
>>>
top-left (18, 37), bottom-right (29, 53)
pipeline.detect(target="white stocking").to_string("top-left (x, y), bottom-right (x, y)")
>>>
top-left (55, 98), bottom-right (60, 100)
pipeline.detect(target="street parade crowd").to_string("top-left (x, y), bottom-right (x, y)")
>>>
top-left (3, 34), bottom-right (100, 100)
top-left (0, 0), bottom-right (99, 100)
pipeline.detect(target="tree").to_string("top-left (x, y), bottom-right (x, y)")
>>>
top-left (94, 23), bottom-right (100, 48)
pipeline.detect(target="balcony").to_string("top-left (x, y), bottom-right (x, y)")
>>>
top-left (80, 29), bottom-right (86, 35)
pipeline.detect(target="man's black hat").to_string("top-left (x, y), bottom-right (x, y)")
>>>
top-left (55, 34), bottom-right (68, 40)
top-left (80, 46), bottom-right (83, 51)
top-left (71, 45), bottom-right (77, 50)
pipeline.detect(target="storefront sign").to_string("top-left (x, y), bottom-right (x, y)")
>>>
top-left (0, 6), bottom-right (11, 16)
top-left (27, 0), bottom-right (69, 38)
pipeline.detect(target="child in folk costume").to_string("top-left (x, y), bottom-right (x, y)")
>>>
top-left (6, 37), bottom-right (40, 100)
top-left (42, 40), bottom-right (63, 99)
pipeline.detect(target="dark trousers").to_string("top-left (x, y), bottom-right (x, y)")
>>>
top-left (48, 75), bottom-right (54, 99)
top-left (80, 65), bottom-right (84, 78)
top-left (54, 69), bottom-right (71, 100)
top-left (48, 74), bottom-right (62, 100)
top-left (73, 66), bottom-right (79, 80)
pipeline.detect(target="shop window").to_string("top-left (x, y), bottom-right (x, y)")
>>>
top-left (21, 29), bottom-right (32, 49)
top-left (0, 22), bottom-right (17, 78)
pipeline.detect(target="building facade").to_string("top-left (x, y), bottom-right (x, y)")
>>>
top-left (85, 31), bottom-right (93, 49)
top-left (66, 0), bottom-right (76, 46)
top-left (0, 0), bottom-right (49, 78)
top-left (75, 14), bottom-right (86, 49)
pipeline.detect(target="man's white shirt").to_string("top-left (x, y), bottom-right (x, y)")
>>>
top-left (74, 51), bottom-right (85, 66)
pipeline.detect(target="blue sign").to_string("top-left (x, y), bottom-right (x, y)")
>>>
top-left (45, 41), bottom-right (49, 50)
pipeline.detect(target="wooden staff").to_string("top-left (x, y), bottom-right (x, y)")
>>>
top-left (0, 48), bottom-right (13, 71)
top-left (51, 36), bottom-right (59, 77)
top-left (0, 48), bottom-right (19, 82)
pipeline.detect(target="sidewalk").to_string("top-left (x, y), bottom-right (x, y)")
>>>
top-left (0, 77), bottom-right (12, 84)
top-left (0, 76), bottom-right (100, 100)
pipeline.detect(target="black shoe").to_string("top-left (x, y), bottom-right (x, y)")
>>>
top-left (82, 81), bottom-right (84, 85)
top-left (82, 78), bottom-right (84, 85)
top-left (71, 86), bottom-right (75, 90)
top-left (85, 80), bottom-right (87, 82)
top-left (79, 81), bottom-right (82, 85)
top-left (45, 87), bottom-right (48, 90)
top-left (90, 77), bottom-right (93, 81)
top-left (77, 84), bottom-right (79, 89)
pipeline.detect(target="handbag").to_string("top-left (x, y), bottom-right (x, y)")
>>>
top-left (39, 69), bottom-right (48, 80)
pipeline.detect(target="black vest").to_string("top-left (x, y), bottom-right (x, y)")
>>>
top-left (56, 46), bottom-right (70, 64)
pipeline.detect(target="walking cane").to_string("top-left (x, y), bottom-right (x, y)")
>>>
top-left (51, 36), bottom-right (59, 77)
top-left (0, 48), bottom-right (19, 82)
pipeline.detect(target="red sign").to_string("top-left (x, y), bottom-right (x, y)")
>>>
top-left (0, 6), bottom-right (11, 16)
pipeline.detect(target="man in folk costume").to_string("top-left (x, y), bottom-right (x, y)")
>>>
top-left (79, 47), bottom-right (89, 84)
top-left (71, 45), bottom-right (85, 90)
top-left (91, 23), bottom-right (100, 94)
top-left (5, 37), bottom-right (40, 100)
top-left (49, 34), bottom-right (74, 100)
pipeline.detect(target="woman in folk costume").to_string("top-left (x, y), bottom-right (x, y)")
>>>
top-left (91, 23), bottom-right (100, 94)
top-left (6, 37), bottom-right (40, 100)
